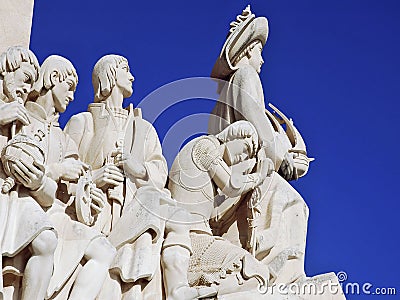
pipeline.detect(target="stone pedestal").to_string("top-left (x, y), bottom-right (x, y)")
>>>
top-left (0, 0), bottom-right (34, 53)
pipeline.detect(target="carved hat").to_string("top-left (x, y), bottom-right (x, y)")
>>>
top-left (211, 6), bottom-right (269, 80)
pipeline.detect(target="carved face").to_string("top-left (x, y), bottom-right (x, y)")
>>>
top-left (52, 74), bottom-right (76, 113)
top-left (3, 62), bottom-right (36, 102)
top-left (248, 42), bottom-right (264, 74)
top-left (224, 137), bottom-right (254, 166)
top-left (115, 61), bottom-right (134, 98)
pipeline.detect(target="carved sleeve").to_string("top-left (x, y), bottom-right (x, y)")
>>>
top-left (30, 175), bottom-right (58, 207)
top-left (208, 157), bottom-right (260, 198)
top-left (231, 67), bottom-right (288, 168)
top-left (130, 119), bottom-right (168, 190)
top-left (64, 113), bottom-right (87, 158)
top-left (231, 67), bottom-right (276, 144)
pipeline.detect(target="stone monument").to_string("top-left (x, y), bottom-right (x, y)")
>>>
top-left (0, 3), bottom-right (347, 300)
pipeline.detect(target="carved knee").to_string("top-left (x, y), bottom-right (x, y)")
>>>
top-left (100, 239), bottom-right (117, 266)
top-left (31, 230), bottom-right (57, 256)
top-left (86, 237), bottom-right (117, 266)
top-left (163, 232), bottom-right (192, 254)
top-left (164, 208), bottom-right (192, 252)
top-left (162, 246), bottom-right (190, 270)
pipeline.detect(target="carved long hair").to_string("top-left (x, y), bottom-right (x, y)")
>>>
top-left (0, 46), bottom-right (39, 77)
top-left (30, 55), bottom-right (78, 99)
top-left (92, 54), bottom-right (127, 102)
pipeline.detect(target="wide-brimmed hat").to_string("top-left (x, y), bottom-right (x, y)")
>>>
top-left (211, 6), bottom-right (269, 80)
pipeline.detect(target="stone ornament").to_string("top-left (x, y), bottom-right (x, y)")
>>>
top-left (0, 5), bottom-right (346, 300)
top-left (74, 170), bottom-right (101, 226)
top-left (1, 133), bottom-right (45, 193)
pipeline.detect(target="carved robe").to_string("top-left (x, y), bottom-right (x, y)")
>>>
top-left (209, 65), bottom-right (309, 283)
top-left (65, 102), bottom-right (168, 298)
top-left (209, 65), bottom-right (272, 144)
top-left (169, 135), bottom-right (269, 291)
top-left (15, 101), bottom-right (105, 298)
top-left (0, 100), bottom-right (55, 295)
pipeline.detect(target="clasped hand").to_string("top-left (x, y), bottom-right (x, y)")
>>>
top-left (48, 158), bottom-right (89, 182)
top-left (111, 148), bottom-right (146, 179)
top-left (0, 101), bottom-right (30, 126)
top-left (280, 152), bottom-right (295, 181)
top-left (88, 185), bottom-right (106, 214)
top-left (256, 147), bottom-right (274, 180)
top-left (11, 160), bottom-right (45, 190)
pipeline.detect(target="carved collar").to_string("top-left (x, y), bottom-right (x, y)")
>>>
top-left (25, 101), bottom-right (60, 125)
top-left (88, 102), bottom-right (132, 122)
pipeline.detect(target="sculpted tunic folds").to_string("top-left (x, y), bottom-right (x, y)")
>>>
top-left (169, 134), bottom-right (269, 290)
top-left (210, 65), bottom-right (266, 138)
top-left (65, 102), bottom-right (168, 285)
top-left (18, 101), bottom-right (104, 298)
top-left (0, 100), bottom-right (55, 262)
top-left (209, 64), bottom-right (309, 283)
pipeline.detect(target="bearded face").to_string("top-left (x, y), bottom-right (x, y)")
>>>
top-left (2, 62), bottom-right (37, 103)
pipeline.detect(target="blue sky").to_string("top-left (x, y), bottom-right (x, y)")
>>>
top-left (30, 1), bottom-right (400, 298)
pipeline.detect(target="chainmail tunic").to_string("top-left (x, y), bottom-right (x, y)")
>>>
top-left (188, 233), bottom-right (247, 287)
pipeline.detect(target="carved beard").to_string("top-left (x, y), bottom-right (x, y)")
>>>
top-left (3, 73), bottom-right (17, 101)
top-left (2, 72), bottom-right (23, 104)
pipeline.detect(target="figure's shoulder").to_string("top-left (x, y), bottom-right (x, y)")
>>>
top-left (132, 113), bottom-right (156, 132)
top-left (65, 111), bottom-right (93, 134)
top-left (138, 117), bottom-right (154, 129)
top-left (233, 65), bottom-right (258, 81)
top-left (69, 111), bottom-right (93, 124)
top-left (192, 136), bottom-right (221, 171)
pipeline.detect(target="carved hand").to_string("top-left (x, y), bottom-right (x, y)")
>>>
top-left (0, 101), bottom-right (30, 126)
top-left (89, 186), bottom-right (106, 214)
top-left (256, 148), bottom-right (274, 181)
top-left (256, 229), bottom-right (276, 255)
top-left (117, 155), bottom-right (146, 179)
top-left (11, 160), bottom-right (45, 190)
top-left (62, 159), bottom-right (89, 181)
top-left (232, 158), bottom-right (256, 175)
top-left (49, 158), bottom-right (89, 182)
top-left (280, 152), bottom-right (295, 181)
top-left (92, 164), bottom-right (124, 188)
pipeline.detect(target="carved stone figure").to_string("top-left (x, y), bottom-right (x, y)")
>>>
top-left (208, 5), bottom-right (309, 280)
top-left (22, 55), bottom-right (116, 300)
top-left (169, 121), bottom-right (276, 298)
top-left (208, 6), bottom-right (345, 298)
top-left (0, 46), bottom-right (57, 300)
top-left (64, 55), bottom-right (196, 300)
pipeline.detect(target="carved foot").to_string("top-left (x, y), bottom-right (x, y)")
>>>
top-left (170, 285), bottom-right (218, 300)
